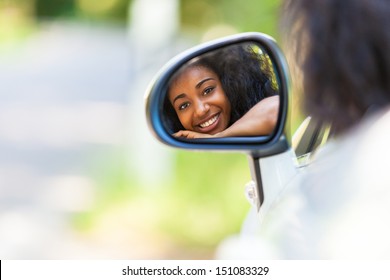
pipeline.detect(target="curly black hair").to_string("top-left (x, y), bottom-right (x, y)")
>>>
top-left (281, 0), bottom-right (390, 135)
top-left (163, 43), bottom-right (279, 133)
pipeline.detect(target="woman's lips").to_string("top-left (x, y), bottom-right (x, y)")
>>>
top-left (199, 114), bottom-right (219, 128)
top-left (196, 113), bottom-right (220, 134)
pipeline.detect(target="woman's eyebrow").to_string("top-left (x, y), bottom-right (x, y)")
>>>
top-left (196, 77), bottom-right (214, 89)
top-left (172, 93), bottom-right (186, 104)
top-left (172, 77), bottom-right (215, 104)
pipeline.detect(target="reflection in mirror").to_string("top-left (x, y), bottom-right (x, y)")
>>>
top-left (163, 42), bottom-right (280, 139)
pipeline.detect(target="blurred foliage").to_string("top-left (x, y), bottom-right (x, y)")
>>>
top-left (73, 149), bottom-right (251, 257)
top-left (161, 151), bottom-right (251, 247)
top-left (180, 0), bottom-right (281, 40)
top-left (0, 0), bottom-right (132, 25)
top-left (34, 0), bottom-right (132, 21)
top-left (74, 0), bottom-right (130, 22)
top-left (0, 0), bottom-right (35, 45)
top-left (1, 0), bottom-right (281, 34)
top-left (35, 0), bottom-right (76, 17)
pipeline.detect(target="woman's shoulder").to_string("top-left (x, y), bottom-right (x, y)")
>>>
top-left (297, 107), bottom-right (390, 257)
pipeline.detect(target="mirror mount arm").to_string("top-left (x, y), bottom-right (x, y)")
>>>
top-left (247, 155), bottom-right (264, 211)
top-left (246, 134), bottom-right (291, 211)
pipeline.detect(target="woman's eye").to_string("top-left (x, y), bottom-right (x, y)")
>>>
top-left (203, 87), bottom-right (214, 95)
top-left (178, 102), bottom-right (190, 111)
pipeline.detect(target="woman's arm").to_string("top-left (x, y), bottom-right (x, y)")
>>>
top-left (216, 95), bottom-right (280, 137)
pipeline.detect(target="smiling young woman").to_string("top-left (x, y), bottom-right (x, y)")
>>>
top-left (163, 43), bottom-right (280, 139)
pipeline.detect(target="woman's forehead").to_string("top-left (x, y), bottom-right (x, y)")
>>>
top-left (168, 65), bottom-right (218, 101)
top-left (175, 65), bottom-right (217, 83)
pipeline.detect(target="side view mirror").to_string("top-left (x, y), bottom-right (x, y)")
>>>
top-left (145, 32), bottom-right (292, 210)
top-left (145, 32), bottom-right (291, 158)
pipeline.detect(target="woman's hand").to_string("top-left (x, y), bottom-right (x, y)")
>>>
top-left (173, 130), bottom-right (213, 139)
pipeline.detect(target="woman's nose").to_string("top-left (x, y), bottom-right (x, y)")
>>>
top-left (195, 101), bottom-right (210, 116)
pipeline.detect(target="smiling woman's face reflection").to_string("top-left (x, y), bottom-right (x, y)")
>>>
top-left (163, 43), bottom-right (280, 139)
top-left (168, 65), bottom-right (231, 135)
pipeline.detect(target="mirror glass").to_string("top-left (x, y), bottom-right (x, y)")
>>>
top-left (162, 42), bottom-right (281, 140)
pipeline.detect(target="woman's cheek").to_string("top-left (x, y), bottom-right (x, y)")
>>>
top-left (178, 111), bottom-right (192, 130)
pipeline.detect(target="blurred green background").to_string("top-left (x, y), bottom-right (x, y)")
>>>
top-left (0, 0), bottom-right (296, 259)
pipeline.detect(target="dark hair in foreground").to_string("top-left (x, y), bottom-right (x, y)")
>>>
top-left (163, 43), bottom-right (279, 133)
top-left (281, 0), bottom-right (390, 135)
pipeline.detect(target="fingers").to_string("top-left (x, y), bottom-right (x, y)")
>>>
top-left (173, 130), bottom-right (211, 139)
top-left (173, 130), bottom-right (193, 138)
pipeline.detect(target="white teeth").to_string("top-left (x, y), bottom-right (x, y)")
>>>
top-left (200, 115), bottom-right (218, 128)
